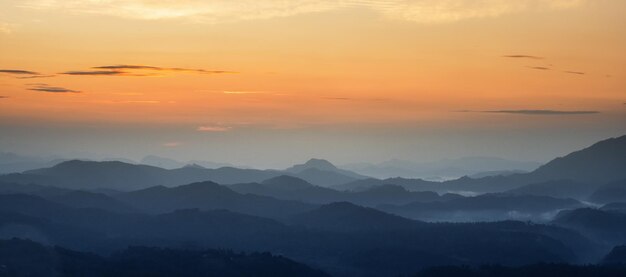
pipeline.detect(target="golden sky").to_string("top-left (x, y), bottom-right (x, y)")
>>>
top-left (1, 0), bottom-right (625, 166)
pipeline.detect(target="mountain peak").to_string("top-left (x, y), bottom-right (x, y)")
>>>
top-left (285, 158), bottom-right (338, 174)
top-left (302, 158), bottom-right (337, 170)
top-left (262, 175), bottom-right (313, 190)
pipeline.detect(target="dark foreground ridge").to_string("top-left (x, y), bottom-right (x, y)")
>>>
top-left (0, 238), bottom-right (329, 277)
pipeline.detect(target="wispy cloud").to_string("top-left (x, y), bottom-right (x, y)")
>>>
top-left (94, 65), bottom-right (235, 74)
top-left (1, 69), bottom-right (55, 79)
top-left (61, 64), bottom-right (235, 77)
top-left (0, 96), bottom-right (8, 99)
top-left (482, 109), bottom-right (599, 115)
top-left (60, 70), bottom-right (150, 76)
top-left (27, 84), bottom-right (81, 93)
top-left (197, 125), bottom-right (232, 132)
top-left (528, 66), bottom-right (550, 70)
top-left (0, 69), bottom-right (40, 75)
top-left (16, 75), bottom-right (56, 79)
top-left (563, 70), bottom-right (585, 75)
top-left (502, 55), bottom-right (544, 59)
top-left (19, 0), bottom-right (586, 24)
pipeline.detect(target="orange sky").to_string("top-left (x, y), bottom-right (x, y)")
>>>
top-left (1, 0), bottom-right (625, 166)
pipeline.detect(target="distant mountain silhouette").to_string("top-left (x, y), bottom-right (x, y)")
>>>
top-left (48, 190), bottom-right (138, 213)
top-left (469, 169), bottom-right (529, 179)
top-left (506, 179), bottom-right (593, 200)
top-left (285, 158), bottom-right (366, 185)
top-left (288, 202), bottom-right (423, 232)
top-left (380, 193), bottom-right (583, 222)
top-left (0, 159), bottom-right (367, 190)
top-left (589, 179), bottom-right (626, 204)
top-left (0, 152), bottom-right (64, 174)
top-left (141, 155), bottom-right (234, 170)
top-left (231, 177), bottom-right (455, 206)
top-left (342, 157), bottom-right (540, 180)
top-left (338, 135), bottom-right (626, 194)
top-left (0, 181), bottom-right (70, 197)
top-left (529, 135), bottom-right (626, 185)
top-left (553, 208), bottom-right (626, 244)
top-left (115, 181), bottom-right (316, 218)
top-left (262, 175), bottom-right (317, 190)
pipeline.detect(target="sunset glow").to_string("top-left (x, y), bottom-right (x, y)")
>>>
top-left (1, 0), bottom-right (625, 167)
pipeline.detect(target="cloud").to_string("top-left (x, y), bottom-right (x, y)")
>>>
top-left (528, 66), bottom-right (550, 70)
top-left (16, 75), bottom-right (56, 79)
top-left (0, 69), bottom-right (40, 75)
top-left (197, 125), bottom-right (232, 132)
top-left (482, 109), bottom-right (599, 115)
top-left (60, 70), bottom-right (142, 76)
top-left (0, 69), bottom-right (55, 79)
top-left (94, 65), bottom-right (235, 74)
top-left (502, 55), bottom-right (544, 59)
top-left (0, 96), bottom-right (8, 99)
top-left (27, 84), bottom-right (81, 93)
top-left (563, 70), bottom-right (585, 75)
top-left (19, 0), bottom-right (586, 24)
top-left (61, 65), bottom-right (235, 77)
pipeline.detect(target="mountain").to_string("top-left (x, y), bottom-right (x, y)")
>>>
top-left (285, 159), bottom-right (367, 186)
top-left (262, 175), bottom-right (316, 190)
top-left (333, 177), bottom-right (439, 192)
top-left (553, 208), bottom-right (626, 244)
top-left (346, 184), bottom-right (459, 206)
top-left (603, 245), bottom-right (626, 264)
top-left (380, 193), bottom-right (584, 222)
top-left (469, 169), bottom-right (528, 179)
top-left (0, 159), bottom-right (365, 191)
top-left (0, 152), bottom-right (64, 174)
top-left (0, 181), bottom-right (71, 197)
top-left (343, 157), bottom-right (540, 180)
top-left (589, 179), bottom-right (626, 204)
top-left (140, 155), bottom-right (186, 169)
top-left (289, 202), bottom-right (424, 232)
top-left (230, 177), bottom-right (456, 206)
top-left (0, 238), bottom-right (329, 277)
top-left (529, 135), bottom-right (626, 185)
top-left (505, 180), bottom-right (593, 200)
top-left (339, 135), bottom-right (626, 194)
top-left (0, 160), bottom-right (280, 191)
top-left (115, 181), bottom-right (316, 218)
top-left (141, 155), bottom-right (233, 169)
top-left (0, 193), bottom-right (595, 276)
top-left (47, 190), bottom-right (139, 213)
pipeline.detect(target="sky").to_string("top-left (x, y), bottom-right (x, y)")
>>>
top-left (0, 0), bottom-right (625, 168)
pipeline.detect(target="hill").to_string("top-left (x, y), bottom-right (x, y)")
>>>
top-left (288, 202), bottom-right (423, 232)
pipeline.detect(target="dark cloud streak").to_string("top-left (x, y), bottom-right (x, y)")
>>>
top-left (528, 66), bottom-right (550, 70)
top-left (483, 109), bottom-right (599, 115)
top-left (93, 64), bottom-right (236, 74)
top-left (503, 55), bottom-right (544, 60)
top-left (0, 69), bottom-right (40, 75)
top-left (564, 71), bottom-right (585, 75)
top-left (27, 84), bottom-right (81, 93)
